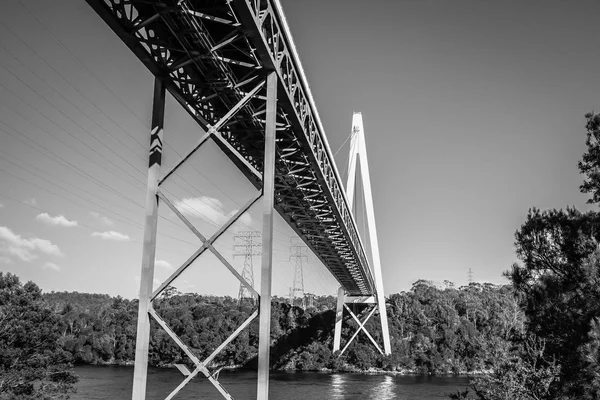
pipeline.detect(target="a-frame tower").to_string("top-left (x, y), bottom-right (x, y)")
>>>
top-left (333, 112), bottom-right (392, 356)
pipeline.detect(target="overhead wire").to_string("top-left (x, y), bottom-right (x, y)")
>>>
top-left (0, 158), bottom-right (199, 247)
top-left (7, 2), bottom-right (297, 251)
top-left (8, 1), bottom-right (261, 235)
top-left (0, 192), bottom-right (188, 256)
top-left (0, 122), bottom-right (191, 235)
top-left (3, 1), bottom-right (340, 295)
top-left (0, 20), bottom-right (267, 245)
top-left (0, 60), bottom-right (148, 185)
top-left (0, 20), bottom-right (148, 164)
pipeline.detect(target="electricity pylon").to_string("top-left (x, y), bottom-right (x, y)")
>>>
top-left (233, 231), bottom-right (261, 304)
top-left (289, 237), bottom-right (307, 309)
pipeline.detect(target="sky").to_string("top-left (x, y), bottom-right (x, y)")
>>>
top-left (0, 0), bottom-right (598, 299)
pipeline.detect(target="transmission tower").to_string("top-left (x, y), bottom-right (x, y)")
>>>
top-left (289, 237), bottom-right (307, 309)
top-left (233, 231), bottom-right (261, 304)
top-left (468, 268), bottom-right (474, 284)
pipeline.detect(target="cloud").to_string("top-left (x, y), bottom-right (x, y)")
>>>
top-left (0, 203), bottom-right (4, 208)
top-left (0, 256), bottom-right (11, 264)
top-left (155, 259), bottom-right (174, 270)
top-left (36, 213), bottom-right (78, 227)
top-left (91, 230), bottom-right (129, 241)
top-left (43, 262), bottom-right (61, 271)
top-left (90, 212), bottom-right (114, 226)
top-left (175, 196), bottom-right (252, 226)
top-left (23, 198), bottom-right (37, 207)
top-left (0, 226), bottom-right (64, 262)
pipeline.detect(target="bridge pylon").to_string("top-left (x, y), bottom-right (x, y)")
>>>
top-left (333, 112), bottom-right (392, 356)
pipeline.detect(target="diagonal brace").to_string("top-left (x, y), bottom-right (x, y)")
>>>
top-left (159, 79), bottom-right (265, 185)
top-left (339, 305), bottom-right (382, 356)
top-left (157, 190), bottom-right (260, 299)
top-left (151, 191), bottom-right (262, 300)
top-left (344, 304), bottom-right (384, 355)
top-left (149, 307), bottom-right (235, 400)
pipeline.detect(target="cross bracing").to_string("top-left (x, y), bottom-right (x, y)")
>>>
top-left (87, 0), bottom-right (377, 297)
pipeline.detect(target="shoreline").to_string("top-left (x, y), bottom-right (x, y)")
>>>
top-left (75, 361), bottom-right (482, 378)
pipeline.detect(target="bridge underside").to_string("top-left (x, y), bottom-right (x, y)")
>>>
top-left (86, 0), bottom-right (376, 296)
top-left (84, 1), bottom-right (393, 399)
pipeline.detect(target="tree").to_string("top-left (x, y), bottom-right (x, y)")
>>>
top-left (578, 112), bottom-right (600, 204)
top-left (449, 336), bottom-right (560, 400)
top-left (0, 273), bottom-right (78, 399)
top-left (506, 207), bottom-right (600, 398)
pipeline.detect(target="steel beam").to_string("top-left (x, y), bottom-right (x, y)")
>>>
top-left (132, 77), bottom-right (165, 400)
top-left (257, 71), bottom-right (277, 400)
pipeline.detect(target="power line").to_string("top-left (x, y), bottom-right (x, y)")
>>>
top-left (0, 192), bottom-right (188, 256)
top-left (0, 21), bottom-right (149, 163)
top-left (0, 4), bottom-right (340, 297)
top-left (0, 124), bottom-right (195, 236)
top-left (1, 5), bottom-right (297, 249)
top-left (0, 65), bottom-right (148, 184)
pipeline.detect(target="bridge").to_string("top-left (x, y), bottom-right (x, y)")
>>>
top-left (85, 0), bottom-right (392, 399)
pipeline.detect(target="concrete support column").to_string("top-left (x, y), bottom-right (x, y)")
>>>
top-left (132, 77), bottom-right (165, 400)
top-left (333, 286), bottom-right (345, 353)
top-left (256, 71), bottom-right (278, 400)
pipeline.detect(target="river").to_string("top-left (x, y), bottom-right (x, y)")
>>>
top-left (72, 366), bottom-right (471, 399)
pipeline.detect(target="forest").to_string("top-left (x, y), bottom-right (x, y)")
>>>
top-left (39, 280), bottom-right (521, 376)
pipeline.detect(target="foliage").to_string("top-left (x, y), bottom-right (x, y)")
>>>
top-left (578, 112), bottom-right (600, 204)
top-left (506, 208), bottom-right (600, 398)
top-left (448, 112), bottom-right (600, 399)
top-left (0, 273), bottom-right (78, 399)
top-left (385, 281), bottom-right (523, 375)
top-left (40, 281), bottom-right (521, 376)
top-left (449, 335), bottom-right (560, 400)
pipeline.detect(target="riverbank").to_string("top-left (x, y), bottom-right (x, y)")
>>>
top-left (79, 359), bottom-right (487, 378)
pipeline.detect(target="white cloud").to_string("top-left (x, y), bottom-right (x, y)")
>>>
top-left (36, 213), bottom-right (78, 227)
top-left (0, 256), bottom-right (11, 264)
top-left (90, 212), bottom-right (114, 226)
top-left (175, 196), bottom-right (252, 226)
top-left (43, 262), bottom-right (61, 272)
top-left (91, 230), bottom-right (130, 241)
top-left (0, 226), bottom-right (64, 262)
top-left (155, 259), bottom-right (174, 270)
top-left (0, 203), bottom-right (4, 208)
top-left (23, 198), bottom-right (37, 207)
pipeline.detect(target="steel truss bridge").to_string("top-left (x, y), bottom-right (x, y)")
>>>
top-left (85, 0), bottom-right (392, 399)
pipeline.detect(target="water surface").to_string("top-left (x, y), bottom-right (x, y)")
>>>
top-left (73, 365), bottom-right (470, 399)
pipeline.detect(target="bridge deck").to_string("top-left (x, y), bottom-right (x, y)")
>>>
top-left (86, 0), bottom-right (375, 296)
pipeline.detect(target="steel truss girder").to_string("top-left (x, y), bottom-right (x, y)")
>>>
top-left (86, 0), bottom-right (376, 296)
